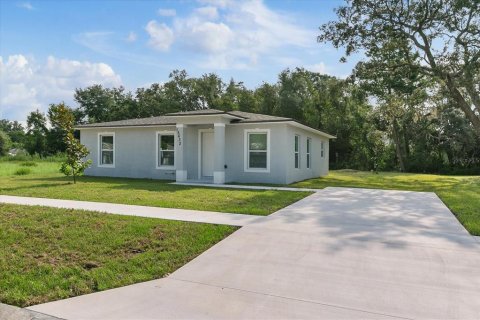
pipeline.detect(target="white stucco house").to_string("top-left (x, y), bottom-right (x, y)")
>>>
top-left (76, 109), bottom-right (334, 184)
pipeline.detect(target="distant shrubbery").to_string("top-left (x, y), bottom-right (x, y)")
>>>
top-left (1, 152), bottom-right (66, 162)
top-left (14, 168), bottom-right (31, 176)
top-left (20, 161), bottom-right (38, 167)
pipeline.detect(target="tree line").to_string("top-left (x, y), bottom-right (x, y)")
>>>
top-left (1, 67), bottom-right (478, 174)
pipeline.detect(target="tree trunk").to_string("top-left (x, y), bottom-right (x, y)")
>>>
top-left (464, 70), bottom-right (480, 116)
top-left (444, 75), bottom-right (480, 135)
top-left (402, 124), bottom-right (410, 157)
top-left (392, 120), bottom-right (406, 172)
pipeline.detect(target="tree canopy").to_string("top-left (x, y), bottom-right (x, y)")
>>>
top-left (318, 0), bottom-right (480, 133)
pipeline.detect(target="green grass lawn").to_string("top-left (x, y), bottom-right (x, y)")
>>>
top-left (0, 203), bottom-right (236, 307)
top-left (0, 161), bottom-right (310, 216)
top-left (293, 170), bottom-right (480, 235)
top-left (1, 161), bottom-right (478, 307)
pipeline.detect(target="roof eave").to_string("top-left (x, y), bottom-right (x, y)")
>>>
top-left (289, 121), bottom-right (336, 139)
top-left (75, 117), bottom-right (336, 139)
top-left (230, 120), bottom-right (335, 139)
top-left (75, 123), bottom-right (176, 129)
top-left (165, 112), bottom-right (246, 120)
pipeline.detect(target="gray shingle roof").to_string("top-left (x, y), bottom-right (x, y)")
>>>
top-left (228, 111), bottom-right (291, 123)
top-left (166, 109), bottom-right (229, 116)
top-left (75, 116), bottom-right (176, 128)
top-left (76, 109), bottom-right (292, 128)
top-left (75, 109), bottom-right (335, 138)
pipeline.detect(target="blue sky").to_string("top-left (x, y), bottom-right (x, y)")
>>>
top-left (0, 0), bottom-right (360, 121)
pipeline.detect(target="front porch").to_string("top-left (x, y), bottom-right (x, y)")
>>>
top-left (172, 113), bottom-right (236, 185)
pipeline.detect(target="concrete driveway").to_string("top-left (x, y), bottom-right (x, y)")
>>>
top-left (28, 187), bottom-right (480, 319)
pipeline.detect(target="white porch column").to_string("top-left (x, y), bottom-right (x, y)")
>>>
top-left (175, 124), bottom-right (188, 182)
top-left (213, 123), bottom-right (226, 184)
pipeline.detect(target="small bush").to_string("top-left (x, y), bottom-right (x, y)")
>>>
top-left (20, 161), bottom-right (38, 167)
top-left (14, 168), bottom-right (32, 175)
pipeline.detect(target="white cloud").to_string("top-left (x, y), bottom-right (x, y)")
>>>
top-left (0, 55), bottom-right (122, 121)
top-left (18, 2), bottom-right (34, 10)
top-left (145, 0), bottom-right (315, 69)
top-left (158, 8), bottom-right (176, 17)
top-left (176, 20), bottom-right (233, 54)
top-left (306, 62), bottom-right (328, 74)
top-left (145, 21), bottom-right (175, 51)
top-left (195, 6), bottom-right (219, 20)
top-left (126, 31), bottom-right (137, 42)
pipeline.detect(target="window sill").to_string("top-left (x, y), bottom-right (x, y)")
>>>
top-left (156, 166), bottom-right (176, 170)
top-left (98, 164), bottom-right (115, 168)
top-left (244, 168), bottom-right (270, 173)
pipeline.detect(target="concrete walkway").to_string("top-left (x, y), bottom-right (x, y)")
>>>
top-left (0, 195), bottom-right (265, 227)
top-left (27, 187), bottom-right (480, 319)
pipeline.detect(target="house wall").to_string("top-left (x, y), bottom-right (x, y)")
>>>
top-left (80, 122), bottom-right (329, 184)
top-left (81, 126), bottom-right (178, 180)
top-left (224, 123), bottom-right (288, 184)
top-left (80, 125), bottom-right (215, 181)
top-left (285, 124), bottom-right (330, 184)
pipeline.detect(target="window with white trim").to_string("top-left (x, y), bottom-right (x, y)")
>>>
top-left (294, 135), bottom-right (300, 169)
top-left (245, 130), bottom-right (269, 171)
top-left (321, 141), bottom-right (325, 158)
top-left (306, 138), bottom-right (311, 169)
top-left (157, 133), bottom-right (175, 168)
top-left (99, 134), bottom-right (114, 166)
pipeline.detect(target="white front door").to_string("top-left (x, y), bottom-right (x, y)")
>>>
top-left (201, 131), bottom-right (214, 177)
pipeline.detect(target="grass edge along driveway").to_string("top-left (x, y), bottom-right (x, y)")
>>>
top-left (0, 203), bottom-right (237, 307)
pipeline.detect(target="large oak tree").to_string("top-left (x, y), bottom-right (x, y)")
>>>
top-left (318, 0), bottom-right (480, 134)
